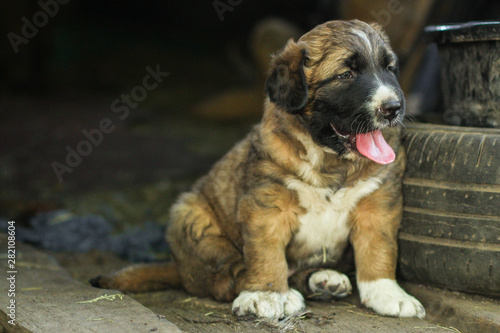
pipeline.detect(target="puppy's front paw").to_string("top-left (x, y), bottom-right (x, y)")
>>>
top-left (232, 289), bottom-right (305, 319)
top-left (308, 269), bottom-right (352, 300)
top-left (283, 288), bottom-right (306, 316)
top-left (358, 279), bottom-right (426, 318)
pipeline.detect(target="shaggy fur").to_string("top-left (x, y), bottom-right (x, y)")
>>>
top-left (90, 20), bottom-right (425, 319)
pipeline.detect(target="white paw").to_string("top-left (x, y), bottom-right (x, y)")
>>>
top-left (283, 288), bottom-right (306, 316)
top-left (358, 279), bottom-right (426, 318)
top-left (232, 289), bottom-right (305, 319)
top-left (308, 270), bottom-right (352, 298)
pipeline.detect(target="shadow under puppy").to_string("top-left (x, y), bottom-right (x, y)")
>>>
top-left (91, 19), bottom-right (426, 319)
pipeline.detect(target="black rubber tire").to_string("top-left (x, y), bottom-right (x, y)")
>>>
top-left (398, 123), bottom-right (500, 296)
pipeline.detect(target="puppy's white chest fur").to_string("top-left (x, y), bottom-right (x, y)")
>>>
top-left (287, 176), bottom-right (383, 266)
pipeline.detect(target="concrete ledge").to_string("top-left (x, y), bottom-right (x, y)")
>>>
top-left (0, 234), bottom-right (181, 333)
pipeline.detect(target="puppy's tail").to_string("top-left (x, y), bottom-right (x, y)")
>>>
top-left (89, 261), bottom-right (181, 293)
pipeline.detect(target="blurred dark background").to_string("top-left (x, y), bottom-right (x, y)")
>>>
top-left (1, 0), bottom-right (499, 225)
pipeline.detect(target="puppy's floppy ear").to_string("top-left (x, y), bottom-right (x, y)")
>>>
top-left (265, 39), bottom-right (308, 114)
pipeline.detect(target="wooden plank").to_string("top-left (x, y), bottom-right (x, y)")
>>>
top-left (0, 234), bottom-right (465, 333)
top-left (132, 286), bottom-right (454, 333)
top-left (0, 234), bottom-right (181, 333)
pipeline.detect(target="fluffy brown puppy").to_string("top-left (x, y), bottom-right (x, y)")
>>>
top-left (91, 20), bottom-right (426, 319)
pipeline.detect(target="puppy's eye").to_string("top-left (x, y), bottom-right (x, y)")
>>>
top-left (337, 71), bottom-right (353, 79)
top-left (387, 65), bottom-right (396, 72)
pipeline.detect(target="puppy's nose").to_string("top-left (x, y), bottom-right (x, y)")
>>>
top-left (380, 100), bottom-right (401, 120)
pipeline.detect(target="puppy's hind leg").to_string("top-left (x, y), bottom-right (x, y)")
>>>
top-left (168, 192), bottom-right (246, 302)
top-left (90, 261), bottom-right (181, 293)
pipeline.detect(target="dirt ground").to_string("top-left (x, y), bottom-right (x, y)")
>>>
top-left (53, 251), bottom-right (459, 333)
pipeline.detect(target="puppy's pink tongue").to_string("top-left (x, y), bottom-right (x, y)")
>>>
top-left (355, 130), bottom-right (395, 164)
